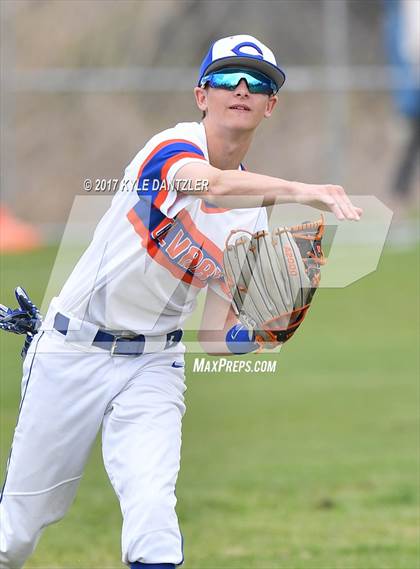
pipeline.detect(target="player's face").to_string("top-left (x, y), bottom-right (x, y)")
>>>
top-left (194, 79), bottom-right (278, 131)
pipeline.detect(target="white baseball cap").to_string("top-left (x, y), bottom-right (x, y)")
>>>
top-left (198, 35), bottom-right (286, 91)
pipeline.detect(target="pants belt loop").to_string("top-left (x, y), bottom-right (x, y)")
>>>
top-left (143, 336), bottom-right (167, 354)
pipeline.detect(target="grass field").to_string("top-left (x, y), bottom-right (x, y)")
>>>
top-left (0, 244), bottom-right (419, 569)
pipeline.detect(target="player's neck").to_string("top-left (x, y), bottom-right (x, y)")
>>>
top-left (203, 120), bottom-right (254, 170)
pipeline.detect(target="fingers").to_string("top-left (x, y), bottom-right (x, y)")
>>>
top-left (296, 182), bottom-right (363, 221)
top-left (319, 185), bottom-right (363, 221)
top-left (327, 186), bottom-right (360, 221)
top-left (329, 202), bottom-right (346, 221)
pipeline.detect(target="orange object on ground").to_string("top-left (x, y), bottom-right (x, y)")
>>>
top-left (0, 206), bottom-right (42, 252)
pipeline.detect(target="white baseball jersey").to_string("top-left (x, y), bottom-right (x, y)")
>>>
top-left (0, 121), bottom-right (269, 568)
top-left (53, 121), bottom-right (268, 335)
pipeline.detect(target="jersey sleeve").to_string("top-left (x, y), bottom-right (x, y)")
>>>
top-left (127, 137), bottom-right (209, 245)
top-left (207, 208), bottom-right (269, 303)
top-left (136, 138), bottom-right (208, 219)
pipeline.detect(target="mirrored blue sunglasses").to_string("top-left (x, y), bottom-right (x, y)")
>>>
top-left (200, 67), bottom-right (278, 95)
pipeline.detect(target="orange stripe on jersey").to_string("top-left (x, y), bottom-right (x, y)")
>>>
top-left (155, 151), bottom-right (206, 209)
top-left (176, 208), bottom-right (223, 264)
top-left (136, 138), bottom-right (204, 182)
top-left (127, 208), bottom-right (149, 249)
top-left (200, 201), bottom-right (230, 214)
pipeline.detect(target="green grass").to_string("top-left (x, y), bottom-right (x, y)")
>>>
top-left (0, 244), bottom-right (419, 568)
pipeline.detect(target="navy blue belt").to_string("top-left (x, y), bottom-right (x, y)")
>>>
top-left (53, 312), bottom-right (183, 356)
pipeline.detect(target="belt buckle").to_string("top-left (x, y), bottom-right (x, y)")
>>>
top-left (110, 335), bottom-right (130, 357)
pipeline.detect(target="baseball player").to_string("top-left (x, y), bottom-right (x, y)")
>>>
top-left (0, 35), bottom-right (362, 568)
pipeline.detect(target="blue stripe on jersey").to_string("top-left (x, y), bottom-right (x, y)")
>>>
top-left (202, 200), bottom-right (221, 210)
top-left (137, 141), bottom-right (205, 201)
top-left (131, 140), bottom-right (205, 239)
top-left (131, 197), bottom-right (167, 232)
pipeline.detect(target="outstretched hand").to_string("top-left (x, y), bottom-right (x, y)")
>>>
top-left (295, 183), bottom-right (363, 221)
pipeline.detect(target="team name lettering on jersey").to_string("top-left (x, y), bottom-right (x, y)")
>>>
top-left (158, 223), bottom-right (222, 283)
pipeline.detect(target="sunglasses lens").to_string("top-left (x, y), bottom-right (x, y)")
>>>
top-left (201, 68), bottom-right (277, 95)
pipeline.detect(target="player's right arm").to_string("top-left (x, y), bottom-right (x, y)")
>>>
top-left (174, 162), bottom-right (362, 221)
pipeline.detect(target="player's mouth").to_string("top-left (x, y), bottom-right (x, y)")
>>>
top-left (229, 104), bottom-right (251, 112)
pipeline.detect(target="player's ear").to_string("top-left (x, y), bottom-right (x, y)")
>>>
top-left (194, 86), bottom-right (208, 113)
top-left (264, 94), bottom-right (278, 118)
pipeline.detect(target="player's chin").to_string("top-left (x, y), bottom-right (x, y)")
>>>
top-left (225, 109), bottom-right (259, 129)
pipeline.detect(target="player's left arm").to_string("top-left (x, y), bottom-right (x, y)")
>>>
top-left (198, 286), bottom-right (262, 356)
top-left (198, 286), bottom-right (239, 355)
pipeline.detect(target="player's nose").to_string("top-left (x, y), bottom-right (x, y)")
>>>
top-left (233, 79), bottom-right (250, 96)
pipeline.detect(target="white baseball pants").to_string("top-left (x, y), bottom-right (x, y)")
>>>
top-left (0, 328), bottom-right (186, 568)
